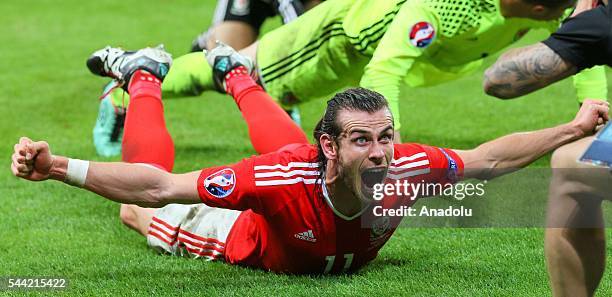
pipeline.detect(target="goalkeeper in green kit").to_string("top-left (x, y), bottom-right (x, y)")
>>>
top-left (95, 0), bottom-right (606, 151)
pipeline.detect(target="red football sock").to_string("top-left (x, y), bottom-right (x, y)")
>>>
top-left (122, 70), bottom-right (175, 172)
top-left (225, 67), bottom-right (309, 154)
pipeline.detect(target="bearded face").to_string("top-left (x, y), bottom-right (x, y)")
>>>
top-left (328, 108), bottom-right (395, 202)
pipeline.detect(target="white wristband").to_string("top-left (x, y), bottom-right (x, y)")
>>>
top-left (65, 159), bottom-right (90, 187)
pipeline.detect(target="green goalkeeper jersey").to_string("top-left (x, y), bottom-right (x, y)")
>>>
top-left (254, 0), bottom-right (606, 129)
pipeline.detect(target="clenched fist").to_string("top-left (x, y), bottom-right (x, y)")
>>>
top-left (11, 137), bottom-right (55, 181)
top-left (570, 99), bottom-right (610, 137)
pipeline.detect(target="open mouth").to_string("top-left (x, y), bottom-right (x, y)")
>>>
top-left (361, 167), bottom-right (387, 190)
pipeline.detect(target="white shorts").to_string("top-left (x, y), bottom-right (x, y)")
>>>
top-left (147, 204), bottom-right (241, 261)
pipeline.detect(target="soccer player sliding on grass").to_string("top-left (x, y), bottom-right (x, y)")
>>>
top-left (11, 45), bottom-right (608, 274)
top-left (94, 0), bottom-right (608, 155)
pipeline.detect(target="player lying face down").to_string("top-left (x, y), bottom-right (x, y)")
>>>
top-left (9, 44), bottom-right (609, 274)
top-left (97, 0), bottom-right (606, 152)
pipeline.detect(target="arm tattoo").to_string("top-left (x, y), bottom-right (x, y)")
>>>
top-left (483, 43), bottom-right (577, 99)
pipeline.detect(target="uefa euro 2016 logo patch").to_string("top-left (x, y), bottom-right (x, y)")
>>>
top-left (409, 22), bottom-right (435, 48)
top-left (204, 169), bottom-right (236, 198)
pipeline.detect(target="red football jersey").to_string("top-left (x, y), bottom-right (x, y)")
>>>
top-left (196, 143), bottom-right (464, 274)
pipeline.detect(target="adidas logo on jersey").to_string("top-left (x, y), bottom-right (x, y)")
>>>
top-left (294, 230), bottom-right (317, 243)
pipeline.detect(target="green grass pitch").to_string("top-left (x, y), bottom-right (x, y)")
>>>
top-left (2, 0), bottom-right (612, 296)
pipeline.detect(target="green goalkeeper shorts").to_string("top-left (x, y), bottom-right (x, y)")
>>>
top-left (256, 0), bottom-right (371, 108)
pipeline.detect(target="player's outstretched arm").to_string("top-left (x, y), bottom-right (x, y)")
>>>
top-left (10, 137), bottom-right (200, 207)
top-left (483, 43), bottom-right (577, 99)
top-left (455, 100), bottom-right (609, 180)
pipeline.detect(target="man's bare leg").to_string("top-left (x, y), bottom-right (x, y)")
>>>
top-left (238, 41), bottom-right (258, 63)
top-left (546, 136), bottom-right (612, 297)
top-left (119, 204), bottom-right (156, 236)
top-left (205, 21), bottom-right (257, 51)
top-left (304, 0), bottom-right (323, 10)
